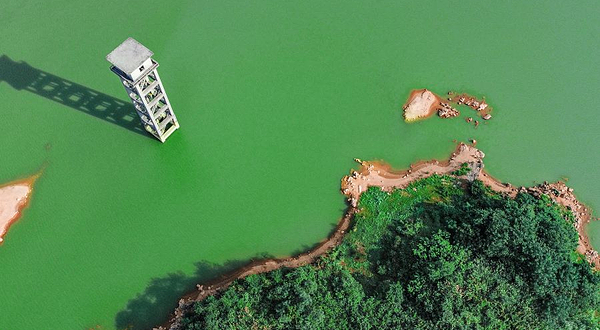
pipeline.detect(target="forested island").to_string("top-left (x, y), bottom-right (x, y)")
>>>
top-left (159, 146), bottom-right (600, 330)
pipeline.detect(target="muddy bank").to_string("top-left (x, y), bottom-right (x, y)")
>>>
top-left (0, 174), bottom-right (39, 243)
top-left (158, 143), bottom-right (598, 329)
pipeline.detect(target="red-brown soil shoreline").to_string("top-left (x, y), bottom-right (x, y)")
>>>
top-left (157, 143), bottom-right (598, 329)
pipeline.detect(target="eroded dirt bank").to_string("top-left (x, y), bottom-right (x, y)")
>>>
top-left (158, 143), bottom-right (598, 329)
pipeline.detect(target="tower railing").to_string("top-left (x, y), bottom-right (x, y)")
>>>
top-left (106, 38), bottom-right (180, 142)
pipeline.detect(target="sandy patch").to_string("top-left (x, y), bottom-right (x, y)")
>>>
top-left (402, 89), bottom-right (440, 122)
top-left (0, 176), bottom-right (38, 243)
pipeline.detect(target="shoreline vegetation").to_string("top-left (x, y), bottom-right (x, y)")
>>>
top-left (157, 143), bottom-right (599, 329)
top-left (402, 89), bottom-right (493, 125)
top-left (0, 173), bottom-right (39, 244)
top-left (342, 143), bottom-right (598, 268)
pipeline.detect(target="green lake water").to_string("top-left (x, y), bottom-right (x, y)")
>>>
top-left (1, 1), bottom-right (599, 329)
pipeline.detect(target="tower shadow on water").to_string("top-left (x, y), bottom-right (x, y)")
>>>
top-left (0, 54), bottom-right (152, 138)
top-left (115, 259), bottom-right (251, 330)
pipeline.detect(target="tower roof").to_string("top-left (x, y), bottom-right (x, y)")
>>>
top-left (106, 37), bottom-right (153, 74)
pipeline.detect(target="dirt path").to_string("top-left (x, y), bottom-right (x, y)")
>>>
top-left (341, 143), bottom-right (485, 207)
top-left (158, 143), bottom-right (598, 329)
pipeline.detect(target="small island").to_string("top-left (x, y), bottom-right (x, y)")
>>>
top-left (401, 89), bottom-right (440, 122)
top-left (403, 89), bottom-right (493, 125)
top-left (158, 144), bottom-right (600, 329)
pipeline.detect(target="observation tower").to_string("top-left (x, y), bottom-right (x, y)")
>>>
top-left (106, 37), bottom-right (179, 142)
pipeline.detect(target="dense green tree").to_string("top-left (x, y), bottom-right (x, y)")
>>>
top-left (180, 177), bottom-right (600, 329)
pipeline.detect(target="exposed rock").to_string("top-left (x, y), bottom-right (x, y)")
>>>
top-left (402, 89), bottom-right (440, 122)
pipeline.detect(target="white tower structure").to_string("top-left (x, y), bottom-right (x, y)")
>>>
top-left (106, 37), bottom-right (179, 142)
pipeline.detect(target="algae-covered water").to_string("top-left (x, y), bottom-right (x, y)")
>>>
top-left (1, 1), bottom-right (599, 329)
